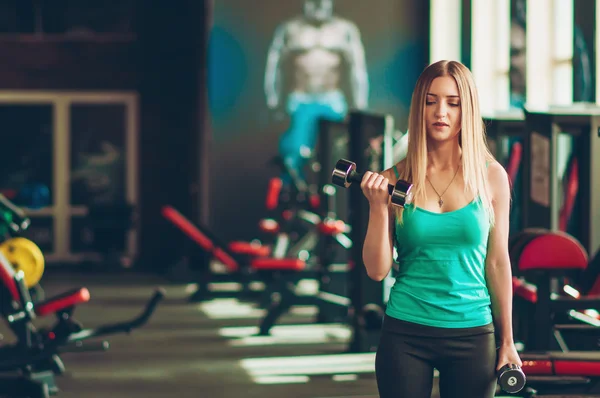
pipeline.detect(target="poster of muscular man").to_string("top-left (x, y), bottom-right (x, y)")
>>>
top-left (209, 0), bottom-right (427, 242)
top-left (263, 0), bottom-right (369, 181)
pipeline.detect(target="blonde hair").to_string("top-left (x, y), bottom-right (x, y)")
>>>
top-left (395, 60), bottom-right (495, 225)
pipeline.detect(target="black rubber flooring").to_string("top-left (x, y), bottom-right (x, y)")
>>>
top-left (0, 270), bottom-right (584, 398)
top-left (0, 271), bottom-right (381, 398)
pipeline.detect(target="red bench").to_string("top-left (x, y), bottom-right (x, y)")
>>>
top-left (162, 206), bottom-right (306, 273)
top-left (510, 229), bottom-right (600, 351)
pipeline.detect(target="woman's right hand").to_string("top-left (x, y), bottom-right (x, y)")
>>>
top-left (360, 171), bottom-right (390, 207)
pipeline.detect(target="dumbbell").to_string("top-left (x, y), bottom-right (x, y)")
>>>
top-left (497, 363), bottom-right (526, 394)
top-left (331, 159), bottom-right (413, 207)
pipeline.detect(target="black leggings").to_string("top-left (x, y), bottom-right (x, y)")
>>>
top-left (375, 316), bottom-right (497, 398)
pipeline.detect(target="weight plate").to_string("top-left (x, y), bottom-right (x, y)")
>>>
top-left (331, 159), bottom-right (356, 188)
top-left (0, 237), bottom-right (45, 288)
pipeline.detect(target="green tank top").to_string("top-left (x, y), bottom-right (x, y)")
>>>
top-left (386, 165), bottom-right (493, 328)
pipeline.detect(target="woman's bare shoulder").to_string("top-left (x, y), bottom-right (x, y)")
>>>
top-left (382, 159), bottom-right (407, 182)
top-left (485, 159), bottom-right (511, 202)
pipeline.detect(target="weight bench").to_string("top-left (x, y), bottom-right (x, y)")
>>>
top-left (506, 230), bottom-right (600, 396)
top-left (509, 155), bottom-right (584, 342)
top-left (247, 171), bottom-right (322, 245)
top-left (161, 206), bottom-right (354, 334)
top-left (161, 205), bottom-right (307, 303)
top-left (510, 229), bottom-right (600, 352)
top-left (519, 351), bottom-right (600, 396)
top-left (0, 251), bottom-right (164, 397)
top-left (256, 218), bottom-right (352, 336)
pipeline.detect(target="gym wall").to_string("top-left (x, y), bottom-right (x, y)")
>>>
top-left (208, 0), bottom-right (428, 242)
top-left (0, 2), bottom-right (210, 271)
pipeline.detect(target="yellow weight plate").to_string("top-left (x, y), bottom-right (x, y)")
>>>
top-left (0, 237), bottom-right (45, 288)
top-left (16, 237), bottom-right (45, 274)
top-left (15, 237), bottom-right (45, 287)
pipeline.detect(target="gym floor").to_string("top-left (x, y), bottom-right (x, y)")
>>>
top-left (0, 272), bottom-right (551, 398)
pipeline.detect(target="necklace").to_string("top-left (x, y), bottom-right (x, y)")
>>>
top-left (426, 164), bottom-right (461, 208)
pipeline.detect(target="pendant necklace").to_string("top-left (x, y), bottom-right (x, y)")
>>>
top-left (427, 164), bottom-right (461, 208)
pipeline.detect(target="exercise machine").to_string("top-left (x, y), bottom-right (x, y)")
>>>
top-left (521, 105), bottom-right (600, 256)
top-left (162, 205), bottom-right (307, 304)
top-left (511, 228), bottom-right (600, 351)
top-left (264, 155), bottom-right (324, 260)
top-left (255, 119), bottom-right (354, 334)
top-left (0, 193), bottom-right (46, 301)
top-left (336, 110), bottom-right (396, 353)
top-left (0, 252), bottom-right (163, 397)
top-left (253, 111), bottom-right (397, 342)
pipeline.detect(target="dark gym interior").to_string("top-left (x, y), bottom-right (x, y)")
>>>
top-left (0, 1), bottom-right (599, 397)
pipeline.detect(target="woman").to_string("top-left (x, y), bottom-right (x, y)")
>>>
top-left (361, 60), bottom-right (522, 397)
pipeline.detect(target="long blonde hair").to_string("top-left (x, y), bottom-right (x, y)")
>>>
top-left (396, 60), bottom-right (495, 225)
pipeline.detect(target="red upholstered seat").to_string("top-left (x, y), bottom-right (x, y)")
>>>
top-left (521, 351), bottom-right (600, 377)
top-left (35, 288), bottom-right (91, 317)
top-left (521, 356), bottom-right (553, 375)
top-left (512, 277), bottom-right (537, 303)
top-left (318, 219), bottom-right (347, 236)
top-left (250, 258), bottom-right (306, 271)
top-left (518, 233), bottom-right (588, 271)
top-left (228, 241), bottom-right (271, 257)
top-left (162, 205), bottom-right (308, 275)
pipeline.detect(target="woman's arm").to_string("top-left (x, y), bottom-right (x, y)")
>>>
top-left (485, 162), bottom-right (515, 345)
top-left (361, 168), bottom-right (396, 281)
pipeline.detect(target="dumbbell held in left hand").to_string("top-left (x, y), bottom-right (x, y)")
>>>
top-left (331, 159), bottom-right (413, 207)
top-left (497, 363), bottom-right (526, 394)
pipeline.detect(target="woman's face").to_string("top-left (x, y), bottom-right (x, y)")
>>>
top-left (425, 76), bottom-right (462, 143)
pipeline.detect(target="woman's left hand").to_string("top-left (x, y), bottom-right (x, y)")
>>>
top-left (496, 342), bottom-right (523, 371)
